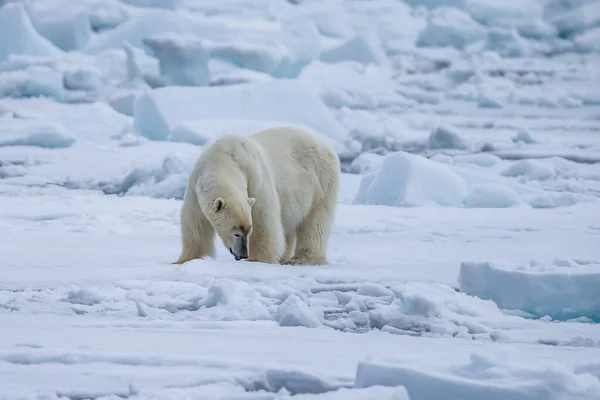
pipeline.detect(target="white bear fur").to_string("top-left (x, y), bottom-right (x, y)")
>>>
top-left (174, 126), bottom-right (340, 265)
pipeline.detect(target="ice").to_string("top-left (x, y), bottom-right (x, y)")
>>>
top-left (0, 118), bottom-right (75, 149)
top-left (511, 129), bottom-right (537, 145)
top-left (482, 27), bottom-right (534, 58)
top-left (27, 1), bottom-right (93, 51)
top-left (169, 119), bottom-right (318, 147)
top-left (501, 160), bottom-right (556, 181)
top-left (355, 352), bottom-right (600, 400)
top-left (574, 26), bottom-right (600, 53)
top-left (289, 386), bottom-right (410, 399)
top-left (101, 154), bottom-right (192, 199)
top-left (132, 80), bottom-right (346, 145)
top-left (298, 62), bottom-right (410, 110)
top-left (353, 151), bottom-right (468, 207)
top-left (206, 40), bottom-right (285, 76)
top-left (427, 125), bottom-right (469, 150)
top-left (349, 152), bottom-right (384, 174)
top-left (320, 32), bottom-right (389, 67)
top-left (0, 3), bottom-right (61, 62)
top-left (274, 294), bottom-right (323, 328)
top-left (464, 183), bottom-right (522, 208)
top-left (549, 1), bottom-right (600, 37)
top-left (459, 260), bottom-right (600, 321)
top-left (416, 7), bottom-right (487, 50)
top-left (452, 153), bottom-right (501, 168)
top-left (0, 66), bottom-right (66, 100)
top-left (122, 0), bottom-right (180, 9)
top-left (63, 67), bottom-right (102, 92)
top-left (85, 9), bottom-right (320, 79)
top-left (88, 1), bottom-right (130, 32)
top-left (142, 33), bottom-right (210, 86)
top-left (1, 0), bottom-right (600, 397)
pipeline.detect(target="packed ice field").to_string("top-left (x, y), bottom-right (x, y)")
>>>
top-left (1, 0), bottom-right (600, 398)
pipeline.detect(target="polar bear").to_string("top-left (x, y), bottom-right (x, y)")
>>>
top-left (173, 126), bottom-right (340, 266)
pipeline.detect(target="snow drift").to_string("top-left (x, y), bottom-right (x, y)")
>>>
top-left (353, 151), bottom-right (468, 207)
top-left (132, 80), bottom-right (347, 148)
top-left (459, 260), bottom-right (600, 321)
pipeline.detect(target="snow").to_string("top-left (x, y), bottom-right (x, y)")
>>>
top-left (142, 33), bottom-right (211, 87)
top-left (416, 7), bottom-right (487, 50)
top-left (353, 152), bottom-right (468, 207)
top-left (0, 66), bottom-right (66, 100)
top-left (459, 260), bottom-right (600, 321)
top-left (132, 80), bottom-right (346, 146)
top-left (27, 0), bottom-right (93, 51)
top-left (274, 294), bottom-right (323, 328)
top-left (501, 160), bottom-right (556, 180)
top-left (1, 0), bottom-right (600, 398)
top-left (355, 353), bottom-right (600, 400)
top-left (0, 3), bottom-right (61, 62)
top-left (427, 125), bottom-right (469, 150)
top-left (320, 32), bottom-right (389, 67)
top-left (574, 26), bottom-right (600, 53)
top-left (0, 117), bottom-right (75, 149)
top-left (549, 1), bottom-right (600, 37)
top-left (464, 183), bottom-right (522, 208)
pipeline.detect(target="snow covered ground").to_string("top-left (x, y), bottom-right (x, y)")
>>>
top-left (1, 0), bottom-right (600, 399)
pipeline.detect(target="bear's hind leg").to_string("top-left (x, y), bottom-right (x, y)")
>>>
top-left (279, 232), bottom-right (297, 264)
top-left (173, 206), bottom-right (215, 264)
top-left (286, 197), bottom-right (335, 266)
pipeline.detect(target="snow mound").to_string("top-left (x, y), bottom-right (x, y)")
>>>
top-left (427, 125), bottom-right (469, 150)
top-left (453, 153), bottom-right (501, 167)
top-left (241, 368), bottom-right (343, 395)
top-left (88, 1), bottom-right (129, 32)
top-left (63, 67), bottom-right (102, 92)
top-left (0, 3), bottom-right (62, 62)
top-left (274, 294), bottom-right (323, 328)
top-left (101, 154), bottom-right (192, 199)
top-left (349, 153), bottom-right (384, 174)
top-left (122, 0), bottom-right (180, 9)
top-left (289, 386), bottom-right (410, 399)
top-left (482, 27), bottom-right (533, 58)
top-left (355, 352), bottom-right (600, 400)
top-left (84, 9), bottom-right (198, 53)
top-left (464, 183), bottom-right (522, 208)
top-left (169, 119), bottom-right (322, 147)
top-left (574, 27), bottom-right (600, 53)
top-left (85, 10), bottom-right (319, 78)
top-left (298, 62), bottom-right (410, 110)
top-left (511, 129), bottom-right (537, 144)
top-left (132, 80), bottom-right (346, 145)
top-left (206, 39), bottom-right (285, 76)
top-left (320, 32), bottom-right (389, 67)
top-left (353, 151), bottom-right (468, 207)
top-left (416, 7), bottom-right (487, 50)
top-left (0, 119), bottom-right (75, 149)
top-left (549, 1), bottom-right (600, 38)
top-left (0, 66), bottom-right (66, 100)
top-left (459, 260), bottom-right (600, 321)
top-left (501, 160), bottom-right (556, 180)
top-left (27, 1), bottom-right (93, 51)
top-left (142, 33), bottom-right (210, 86)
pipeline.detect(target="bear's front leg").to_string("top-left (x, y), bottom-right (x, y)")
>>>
top-left (246, 230), bottom-right (284, 264)
top-left (246, 212), bottom-right (285, 264)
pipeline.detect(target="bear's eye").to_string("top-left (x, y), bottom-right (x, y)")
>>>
top-left (234, 232), bottom-right (242, 238)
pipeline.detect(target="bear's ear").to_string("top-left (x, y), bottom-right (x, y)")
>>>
top-left (213, 198), bottom-right (225, 212)
top-left (247, 197), bottom-right (256, 207)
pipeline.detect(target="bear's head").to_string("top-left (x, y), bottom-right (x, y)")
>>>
top-left (204, 195), bottom-right (256, 260)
